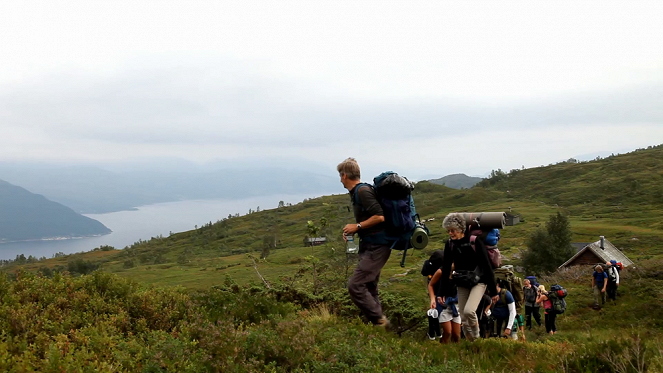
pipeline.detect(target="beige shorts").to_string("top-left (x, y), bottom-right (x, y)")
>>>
top-left (439, 307), bottom-right (461, 324)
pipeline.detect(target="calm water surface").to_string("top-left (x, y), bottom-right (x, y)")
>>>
top-left (0, 194), bottom-right (314, 260)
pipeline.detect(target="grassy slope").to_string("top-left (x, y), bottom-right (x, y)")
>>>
top-left (3, 146), bottom-right (663, 372)
top-left (478, 145), bottom-right (663, 255)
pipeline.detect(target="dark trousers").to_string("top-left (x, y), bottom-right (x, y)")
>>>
top-left (428, 316), bottom-right (441, 339)
top-left (427, 302), bottom-right (444, 339)
top-left (495, 317), bottom-right (508, 336)
top-left (348, 243), bottom-right (392, 324)
top-left (525, 305), bottom-right (542, 329)
top-left (545, 312), bottom-right (557, 333)
top-left (481, 316), bottom-right (494, 338)
top-left (607, 282), bottom-right (618, 301)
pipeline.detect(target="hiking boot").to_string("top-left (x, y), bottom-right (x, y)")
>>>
top-left (462, 325), bottom-right (480, 342)
top-left (375, 316), bottom-right (391, 330)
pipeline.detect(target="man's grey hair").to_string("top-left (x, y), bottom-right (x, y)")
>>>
top-left (595, 264), bottom-right (603, 272)
top-left (337, 157), bottom-right (361, 180)
top-left (443, 213), bottom-right (466, 232)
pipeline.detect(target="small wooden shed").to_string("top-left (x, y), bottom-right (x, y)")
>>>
top-left (505, 213), bottom-right (520, 226)
top-left (559, 237), bottom-right (634, 268)
top-left (303, 237), bottom-right (327, 247)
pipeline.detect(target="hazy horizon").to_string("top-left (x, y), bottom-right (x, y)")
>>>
top-left (1, 1), bottom-right (662, 179)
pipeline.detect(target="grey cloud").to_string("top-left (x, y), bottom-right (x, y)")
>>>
top-left (1, 67), bottom-right (662, 147)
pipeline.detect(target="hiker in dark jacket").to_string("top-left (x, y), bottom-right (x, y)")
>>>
top-left (439, 213), bottom-right (498, 342)
top-left (592, 264), bottom-right (608, 308)
top-left (428, 252), bottom-right (461, 344)
top-left (338, 157), bottom-right (390, 328)
top-left (523, 278), bottom-right (542, 330)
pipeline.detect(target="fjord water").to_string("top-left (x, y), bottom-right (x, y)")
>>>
top-left (0, 194), bottom-right (314, 261)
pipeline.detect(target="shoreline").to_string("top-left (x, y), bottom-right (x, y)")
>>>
top-left (0, 232), bottom-right (111, 245)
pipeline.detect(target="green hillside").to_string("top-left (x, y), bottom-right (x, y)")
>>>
top-left (2, 145), bottom-right (663, 372)
top-left (478, 145), bottom-right (663, 209)
top-left (477, 144), bottom-right (663, 255)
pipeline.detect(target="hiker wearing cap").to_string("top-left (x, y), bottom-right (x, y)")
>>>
top-left (592, 264), bottom-right (608, 308)
top-left (428, 258), bottom-right (462, 344)
top-left (523, 278), bottom-right (542, 330)
top-left (605, 260), bottom-right (620, 302)
top-left (536, 285), bottom-right (556, 335)
top-left (439, 213), bottom-right (498, 342)
top-left (338, 158), bottom-right (391, 328)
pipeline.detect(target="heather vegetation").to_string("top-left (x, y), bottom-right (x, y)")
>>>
top-left (1, 261), bottom-right (662, 372)
top-left (2, 145), bottom-right (663, 371)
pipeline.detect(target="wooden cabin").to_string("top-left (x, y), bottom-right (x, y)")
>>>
top-left (559, 237), bottom-right (634, 268)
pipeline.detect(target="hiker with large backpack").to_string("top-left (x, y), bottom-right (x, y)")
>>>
top-left (536, 285), bottom-right (557, 335)
top-left (338, 158), bottom-right (392, 328)
top-left (438, 213), bottom-right (498, 342)
top-left (605, 260), bottom-right (620, 302)
top-left (523, 278), bottom-right (542, 330)
top-left (494, 266), bottom-right (525, 340)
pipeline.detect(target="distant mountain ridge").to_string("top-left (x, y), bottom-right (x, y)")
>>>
top-left (0, 179), bottom-right (111, 243)
top-left (428, 173), bottom-right (484, 189)
top-left (0, 164), bottom-right (339, 213)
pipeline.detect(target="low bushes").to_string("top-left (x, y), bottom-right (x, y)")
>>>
top-left (0, 271), bottom-right (661, 372)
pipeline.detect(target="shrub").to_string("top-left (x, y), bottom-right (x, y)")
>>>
top-left (67, 258), bottom-right (99, 275)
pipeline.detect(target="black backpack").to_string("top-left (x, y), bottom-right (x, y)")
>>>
top-left (421, 250), bottom-right (444, 278)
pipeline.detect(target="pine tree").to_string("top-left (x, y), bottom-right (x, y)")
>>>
top-left (523, 212), bottom-right (575, 274)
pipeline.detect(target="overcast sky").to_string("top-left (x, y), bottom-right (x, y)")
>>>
top-left (1, 1), bottom-right (662, 179)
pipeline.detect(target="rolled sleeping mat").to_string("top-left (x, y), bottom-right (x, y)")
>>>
top-left (410, 226), bottom-right (429, 249)
top-left (453, 212), bottom-right (506, 230)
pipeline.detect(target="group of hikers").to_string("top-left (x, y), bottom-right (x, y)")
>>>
top-left (592, 259), bottom-right (622, 309)
top-left (336, 157), bottom-right (571, 341)
top-left (424, 249), bottom-right (559, 342)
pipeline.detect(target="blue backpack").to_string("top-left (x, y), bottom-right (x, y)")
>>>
top-left (352, 171), bottom-right (420, 266)
top-left (525, 276), bottom-right (540, 288)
